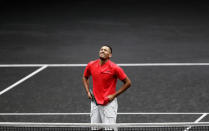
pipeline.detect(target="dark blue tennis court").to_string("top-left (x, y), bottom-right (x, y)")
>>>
top-left (0, 0), bottom-right (209, 124)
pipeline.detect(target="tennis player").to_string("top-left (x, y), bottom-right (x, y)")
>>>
top-left (82, 45), bottom-right (131, 130)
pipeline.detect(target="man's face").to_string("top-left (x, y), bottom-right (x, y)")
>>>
top-left (99, 46), bottom-right (112, 60)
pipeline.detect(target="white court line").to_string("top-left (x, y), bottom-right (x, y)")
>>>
top-left (1, 122), bottom-right (209, 127)
top-left (0, 112), bottom-right (207, 115)
top-left (0, 65), bottom-right (48, 96)
top-left (0, 64), bottom-right (85, 67)
top-left (184, 113), bottom-right (208, 131)
top-left (118, 112), bottom-right (207, 115)
top-left (194, 113), bottom-right (208, 122)
top-left (1, 63), bottom-right (209, 67)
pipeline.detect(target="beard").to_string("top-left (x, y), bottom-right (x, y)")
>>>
top-left (99, 56), bottom-right (106, 60)
top-left (99, 53), bottom-right (106, 60)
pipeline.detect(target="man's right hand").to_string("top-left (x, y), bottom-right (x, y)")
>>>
top-left (88, 91), bottom-right (92, 99)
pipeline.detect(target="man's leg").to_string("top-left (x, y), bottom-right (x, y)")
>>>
top-left (91, 101), bottom-right (102, 131)
top-left (101, 98), bottom-right (118, 131)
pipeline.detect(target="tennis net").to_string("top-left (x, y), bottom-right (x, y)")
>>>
top-left (0, 122), bottom-right (209, 131)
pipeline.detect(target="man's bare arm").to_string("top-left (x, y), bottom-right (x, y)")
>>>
top-left (108, 76), bottom-right (131, 101)
top-left (82, 76), bottom-right (92, 99)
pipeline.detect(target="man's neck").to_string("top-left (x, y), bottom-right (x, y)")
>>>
top-left (99, 58), bottom-right (109, 65)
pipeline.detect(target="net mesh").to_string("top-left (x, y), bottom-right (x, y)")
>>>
top-left (0, 122), bottom-right (209, 131)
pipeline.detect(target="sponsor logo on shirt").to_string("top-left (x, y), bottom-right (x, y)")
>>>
top-left (103, 70), bottom-right (112, 74)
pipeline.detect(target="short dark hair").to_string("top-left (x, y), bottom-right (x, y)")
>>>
top-left (102, 44), bottom-right (112, 54)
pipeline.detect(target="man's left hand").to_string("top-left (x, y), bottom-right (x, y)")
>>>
top-left (107, 94), bottom-right (116, 102)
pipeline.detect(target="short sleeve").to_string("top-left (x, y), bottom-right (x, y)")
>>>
top-left (115, 66), bottom-right (127, 80)
top-left (83, 63), bottom-right (91, 78)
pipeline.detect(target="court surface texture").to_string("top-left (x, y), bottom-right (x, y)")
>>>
top-left (0, 0), bottom-right (209, 124)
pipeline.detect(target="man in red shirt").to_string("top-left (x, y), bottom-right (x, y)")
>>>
top-left (82, 45), bottom-right (131, 130)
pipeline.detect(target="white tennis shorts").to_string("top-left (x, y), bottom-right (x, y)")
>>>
top-left (90, 98), bottom-right (118, 124)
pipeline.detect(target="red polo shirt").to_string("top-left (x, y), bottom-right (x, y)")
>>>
top-left (83, 59), bottom-right (127, 105)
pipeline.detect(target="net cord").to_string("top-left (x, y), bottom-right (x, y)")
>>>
top-left (1, 122), bottom-right (209, 128)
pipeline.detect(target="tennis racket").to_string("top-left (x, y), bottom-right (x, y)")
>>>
top-left (90, 89), bottom-right (98, 105)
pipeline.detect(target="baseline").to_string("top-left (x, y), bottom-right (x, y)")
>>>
top-left (1, 63), bottom-right (209, 67)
